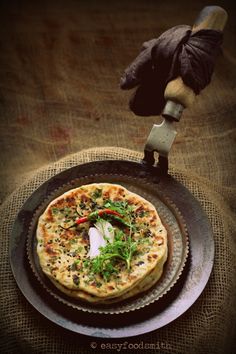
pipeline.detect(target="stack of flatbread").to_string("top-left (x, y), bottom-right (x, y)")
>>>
top-left (36, 183), bottom-right (168, 304)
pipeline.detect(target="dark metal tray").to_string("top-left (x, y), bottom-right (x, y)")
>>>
top-left (9, 160), bottom-right (214, 338)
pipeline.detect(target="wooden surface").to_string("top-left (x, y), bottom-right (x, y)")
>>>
top-left (0, 0), bottom-right (235, 204)
top-left (164, 77), bottom-right (196, 108)
top-left (192, 5), bottom-right (228, 31)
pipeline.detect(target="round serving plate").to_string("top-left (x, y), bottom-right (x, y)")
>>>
top-left (26, 174), bottom-right (189, 314)
top-left (9, 160), bottom-right (214, 338)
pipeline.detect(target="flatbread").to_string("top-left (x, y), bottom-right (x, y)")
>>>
top-left (36, 183), bottom-right (167, 301)
top-left (48, 246), bottom-right (167, 304)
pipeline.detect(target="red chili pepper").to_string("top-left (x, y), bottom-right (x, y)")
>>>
top-left (76, 209), bottom-right (122, 225)
top-left (99, 209), bottom-right (122, 217)
top-left (76, 216), bottom-right (89, 225)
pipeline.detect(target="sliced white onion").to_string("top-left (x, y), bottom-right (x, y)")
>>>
top-left (87, 227), bottom-right (106, 258)
top-left (87, 220), bottom-right (115, 259)
top-left (95, 220), bottom-right (114, 243)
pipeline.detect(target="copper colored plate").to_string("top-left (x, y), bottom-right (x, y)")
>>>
top-left (9, 160), bottom-right (214, 338)
top-left (26, 174), bottom-right (189, 314)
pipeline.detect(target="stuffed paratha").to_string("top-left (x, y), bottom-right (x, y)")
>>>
top-left (48, 246), bottom-right (167, 304)
top-left (36, 183), bottom-right (168, 301)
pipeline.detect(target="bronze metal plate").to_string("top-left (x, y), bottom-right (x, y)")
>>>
top-left (26, 174), bottom-right (189, 314)
top-left (9, 160), bottom-right (214, 338)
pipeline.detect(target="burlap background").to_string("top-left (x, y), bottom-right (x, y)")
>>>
top-left (0, 147), bottom-right (235, 354)
top-left (0, 0), bottom-right (236, 353)
top-left (0, 0), bottom-right (236, 203)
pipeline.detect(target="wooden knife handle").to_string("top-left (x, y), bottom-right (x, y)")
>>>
top-left (164, 6), bottom-right (228, 108)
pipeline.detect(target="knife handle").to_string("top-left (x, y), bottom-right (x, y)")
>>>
top-left (163, 6), bottom-right (228, 118)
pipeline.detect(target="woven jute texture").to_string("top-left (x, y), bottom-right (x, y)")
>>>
top-left (0, 147), bottom-right (235, 354)
top-left (0, 0), bottom-right (236, 204)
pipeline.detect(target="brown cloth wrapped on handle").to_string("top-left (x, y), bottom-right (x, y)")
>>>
top-left (120, 18), bottom-right (223, 116)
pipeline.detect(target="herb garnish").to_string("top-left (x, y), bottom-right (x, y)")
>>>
top-left (92, 188), bottom-right (102, 199)
top-left (83, 232), bottom-right (137, 281)
top-left (104, 200), bottom-right (130, 215)
top-left (83, 201), bottom-right (138, 281)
